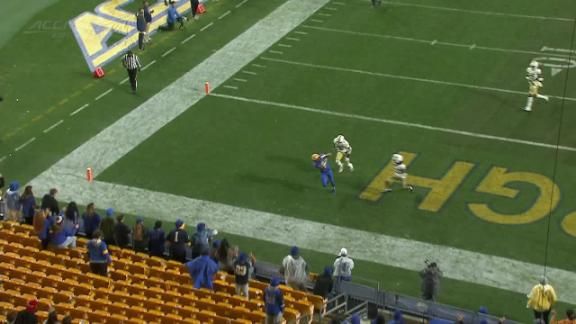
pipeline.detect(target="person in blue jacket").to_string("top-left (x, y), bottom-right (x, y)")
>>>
top-left (264, 277), bottom-right (285, 323)
top-left (186, 247), bottom-right (219, 289)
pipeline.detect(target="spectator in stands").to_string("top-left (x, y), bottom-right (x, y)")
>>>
top-left (527, 277), bottom-right (557, 324)
top-left (420, 261), bottom-right (442, 301)
top-left (373, 314), bottom-right (386, 324)
top-left (4, 181), bottom-right (21, 222)
top-left (40, 188), bottom-right (59, 216)
top-left (234, 252), bottom-right (254, 299)
top-left (280, 246), bottom-right (308, 291)
top-left (313, 266), bottom-right (334, 299)
top-left (333, 247), bottom-right (354, 292)
top-left (100, 208), bottom-right (116, 245)
top-left (36, 209), bottom-right (52, 249)
top-left (81, 203), bottom-right (101, 239)
top-left (551, 309), bottom-right (576, 324)
top-left (50, 215), bottom-right (78, 248)
top-left (64, 201), bottom-right (79, 229)
top-left (14, 299), bottom-right (39, 324)
top-left (87, 230), bottom-right (112, 276)
top-left (191, 222), bottom-right (217, 259)
top-left (168, 219), bottom-right (190, 263)
top-left (133, 216), bottom-right (148, 252)
top-left (148, 220), bottom-right (166, 257)
top-left (44, 306), bottom-right (58, 324)
top-left (186, 247), bottom-right (219, 289)
top-left (388, 310), bottom-right (404, 324)
top-left (113, 214), bottom-right (131, 248)
top-left (61, 316), bottom-right (72, 324)
top-left (217, 238), bottom-right (237, 272)
top-left (264, 277), bottom-right (284, 324)
top-left (6, 311), bottom-right (17, 324)
top-left (20, 185), bottom-right (36, 225)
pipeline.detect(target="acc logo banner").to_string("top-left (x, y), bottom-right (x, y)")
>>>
top-left (69, 0), bottom-right (192, 72)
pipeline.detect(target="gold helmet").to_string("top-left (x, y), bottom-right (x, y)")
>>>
top-left (311, 153), bottom-right (320, 161)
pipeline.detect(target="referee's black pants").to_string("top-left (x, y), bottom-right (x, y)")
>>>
top-left (127, 68), bottom-right (138, 92)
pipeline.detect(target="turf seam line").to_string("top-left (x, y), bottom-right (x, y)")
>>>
top-left (94, 88), bottom-right (114, 101)
top-left (235, 0), bottom-right (248, 8)
top-left (261, 56), bottom-right (576, 102)
top-left (181, 34), bottom-right (197, 44)
top-left (218, 10), bottom-right (231, 20)
top-left (14, 137), bottom-right (36, 152)
top-left (42, 120), bottom-right (64, 134)
top-left (233, 78), bottom-right (248, 82)
top-left (142, 60), bottom-right (157, 71)
top-left (70, 104), bottom-right (89, 116)
top-left (161, 47), bottom-right (177, 58)
top-left (210, 93), bottom-right (576, 153)
top-left (200, 22), bottom-right (214, 32)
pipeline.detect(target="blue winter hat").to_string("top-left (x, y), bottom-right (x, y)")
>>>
top-left (105, 208), bottom-right (114, 217)
top-left (9, 181), bottom-right (19, 191)
top-left (212, 239), bottom-right (221, 249)
top-left (323, 266), bottom-right (332, 277)
top-left (271, 277), bottom-right (281, 287)
top-left (175, 219), bottom-right (184, 228)
top-left (197, 222), bottom-right (206, 231)
top-left (238, 252), bottom-right (247, 262)
top-left (290, 246), bottom-right (299, 256)
top-left (479, 306), bottom-right (488, 314)
top-left (350, 314), bottom-right (361, 324)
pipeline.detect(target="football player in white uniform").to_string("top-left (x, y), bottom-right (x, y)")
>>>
top-left (523, 61), bottom-right (549, 112)
top-left (333, 135), bottom-right (354, 173)
top-left (383, 153), bottom-right (414, 193)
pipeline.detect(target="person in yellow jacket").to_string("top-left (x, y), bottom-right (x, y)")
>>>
top-left (527, 277), bottom-right (557, 324)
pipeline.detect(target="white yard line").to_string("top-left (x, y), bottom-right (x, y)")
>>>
top-left (261, 56), bottom-right (576, 102)
top-left (235, 0), bottom-right (248, 8)
top-left (119, 78), bottom-right (129, 85)
top-left (200, 22), bottom-right (214, 32)
top-left (218, 10), bottom-right (231, 20)
top-left (42, 120), bottom-right (64, 134)
top-left (14, 137), bottom-right (36, 152)
top-left (379, 0), bottom-right (574, 22)
top-left (303, 25), bottom-right (575, 59)
top-left (70, 104), bottom-right (90, 116)
top-left (141, 59), bottom-right (157, 71)
top-left (31, 175), bottom-right (576, 305)
top-left (161, 47), bottom-right (177, 58)
top-left (210, 93), bottom-right (576, 153)
top-left (94, 88), bottom-right (113, 101)
top-left (181, 34), bottom-right (197, 44)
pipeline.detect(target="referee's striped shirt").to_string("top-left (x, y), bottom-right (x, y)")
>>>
top-left (123, 53), bottom-right (141, 70)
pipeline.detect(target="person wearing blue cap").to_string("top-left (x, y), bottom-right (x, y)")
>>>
top-left (280, 246), bottom-right (309, 291)
top-left (234, 252), bottom-right (255, 300)
top-left (101, 208), bottom-right (116, 245)
top-left (264, 277), bottom-right (284, 324)
top-left (186, 247), bottom-right (219, 289)
top-left (191, 222), bottom-right (218, 259)
top-left (313, 266), bottom-right (334, 299)
top-left (3, 181), bottom-right (21, 222)
top-left (167, 219), bottom-right (190, 263)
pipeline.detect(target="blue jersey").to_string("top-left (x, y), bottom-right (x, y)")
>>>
top-left (314, 155), bottom-right (332, 173)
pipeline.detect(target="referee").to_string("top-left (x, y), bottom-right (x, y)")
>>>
top-left (122, 51), bottom-right (141, 93)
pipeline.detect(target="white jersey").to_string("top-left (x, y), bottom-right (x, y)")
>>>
top-left (526, 66), bottom-right (543, 84)
top-left (333, 256), bottom-right (354, 277)
top-left (333, 137), bottom-right (352, 154)
top-left (281, 255), bottom-right (308, 284)
top-left (394, 163), bottom-right (407, 178)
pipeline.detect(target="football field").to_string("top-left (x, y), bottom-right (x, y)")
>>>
top-left (2, 0), bottom-right (576, 321)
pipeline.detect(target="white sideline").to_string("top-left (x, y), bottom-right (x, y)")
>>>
top-left (260, 56), bottom-right (576, 102)
top-left (209, 93), bottom-right (576, 152)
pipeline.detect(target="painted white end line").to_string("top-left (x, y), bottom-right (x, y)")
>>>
top-left (251, 64), bottom-right (266, 68)
top-left (161, 47), bottom-right (176, 58)
top-left (181, 34), bottom-right (197, 44)
top-left (242, 70), bottom-right (258, 75)
top-left (0, 156), bottom-right (6, 163)
top-left (311, 19), bottom-right (324, 23)
top-left (431, 39), bottom-right (437, 45)
top-left (70, 104), bottom-right (90, 116)
top-left (294, 31), bottom-right (308, 35)
top-left (119, 78), bottom-right (129, 85)
top-left (234, 78), bottom-right (248, 82)
top-left (269, 50), bottom-right (284, 54)
top-left (278, 43), bottom-right (292, 48)
top-left (218, 10), bottom-right (231, 20)
top-left (142, 60), bottom-right (157, 71)
top-left (200, 22), bottom-right (214, 32)
top-left (223, 85), bottom-right (238, 90)
top-left (14, 137), bottom-right (36, 152)
top-left (286, 37), bottom-right (300, 41)
top-left (94, 88), bottom-right (113, 101)
top-left (235, 0), bottom-right (248, 8)
top-left (43, 120), bottom-right (64, 134)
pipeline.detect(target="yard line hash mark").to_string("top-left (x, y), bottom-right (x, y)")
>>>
top-left (319, 13), bottom-right (332, 17)
top-left (223, 85), bottom-right (238, 90)
top-left (161, 47), bottom-right (176, 58)
top-left (310, 19), bottom-right (324, 23)
top-left (234, 78), bottom-right (248, 82)
top-left (181, 34), bottom-right (197, 44)
top-left (94, 88), bottom-right (113, 101)
top-left (269, 50), bottom-right (284, 54)
top-left (218, 11), bottom-right (231, 20)
top-left (278, 43), bottom-right (292, 48)
top-left (286, 37), bottom-right (300, 41)
top-left (0, 156), bottom-right (6, 163)
top-left (43, 120), bottom-right (64, 134)
top-left (211, 93), bottom-right (576, 153)
top-left (70, 104), bottom-right (89, 116)
top-left (235, 0), bottom-right (248, 8)
top-left (200, 22), bottom-right (214, 32)
top-left (142, 60), bottom-right (157, 71)
top-left (294, 31), bottom-right (308, 35)
top-left (251, 64), bottom-right (266, 68)
top-left (242, 71), bottom-right (258, 75)
top-left (15, 137), bottom-right (36, 152)
top-left (119, 78), bottom-right (129, 85)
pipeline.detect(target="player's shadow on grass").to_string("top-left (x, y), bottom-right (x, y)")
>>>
top-left (265, 154), bottom-right (311, 172)
top-left (237, 173), bottom-right (311, 193)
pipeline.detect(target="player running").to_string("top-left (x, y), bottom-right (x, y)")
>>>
top-left (311, 153), bottom-right (336, 194)
top-left (333, 135), bottom-right (354, 173)
top-left (383, 153), bottom-right (414, 193)
top-left (523, 60), bottom-right (549, 112)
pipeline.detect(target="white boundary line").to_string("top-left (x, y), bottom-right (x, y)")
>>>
top-left (94, 88), bottom-right (113, 101)
top-left (218, 10), bottom-right (231, 20)
top-left (14, 137), bottom-right (36, 152)
top-left (161, 47), bottom-right (176, 58)
top-left (141, 59), bottom-right (157, 71)
top-left (210, 93), bottom-right (576, 152)
top-left (181, 34), bottom-right (197, 44)
top-left (70, 104), bottom-right (89, 116)
top-left (42, 120), bottom-right (64, 134)
top-left (200, 22), bottom-right (214, 32)
top-left (261, 56), bottom-right (576, 102)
